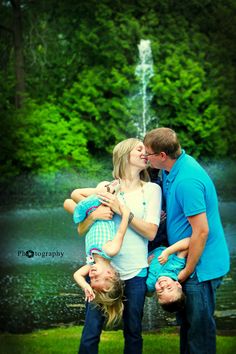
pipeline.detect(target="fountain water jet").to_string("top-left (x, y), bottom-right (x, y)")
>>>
top-left (134, 39), bottom-right (154, 138)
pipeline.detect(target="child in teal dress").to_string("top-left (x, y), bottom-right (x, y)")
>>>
top-left (64, 180), bottom-right (132, 325)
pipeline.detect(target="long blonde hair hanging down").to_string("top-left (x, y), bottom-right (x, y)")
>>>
top-left (93, 274), bottom-right (124, 327)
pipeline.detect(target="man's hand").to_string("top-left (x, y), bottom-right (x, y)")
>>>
top-left (178, 268), bottom-right (191, 283)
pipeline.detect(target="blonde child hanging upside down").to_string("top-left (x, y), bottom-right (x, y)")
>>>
top-left (146, 237), bottom-right (190, 312)
top-left (64, 180), bottom-right (132, 325)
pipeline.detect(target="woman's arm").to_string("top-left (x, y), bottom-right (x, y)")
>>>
top-left (73, 265), bottom-right (95, 302)
top-left (97, 184), bottom-right (161, 241)
top-left (77, 205), bottom-right (114, 236)
top-left (126, 217), bottom-right (157, 241)
top-left (158, 237), bottom-right (190, 264)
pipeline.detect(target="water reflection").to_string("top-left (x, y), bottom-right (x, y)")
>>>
top-left (0, 164), bottom-right (235, 333)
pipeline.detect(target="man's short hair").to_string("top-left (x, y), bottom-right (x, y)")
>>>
top-left (144, 127), bottom-right (181, 159)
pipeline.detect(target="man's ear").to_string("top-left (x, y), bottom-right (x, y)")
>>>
top-left (160, 151), bottom-right (167, 160)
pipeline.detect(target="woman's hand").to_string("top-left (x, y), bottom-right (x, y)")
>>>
top-left (92, 204), bottom-right (114, 221)
top-left (97, 192), bottom-right (122, 215)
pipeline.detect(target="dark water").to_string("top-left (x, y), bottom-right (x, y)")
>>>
top-left (0, 162), bottom-right (235, 333)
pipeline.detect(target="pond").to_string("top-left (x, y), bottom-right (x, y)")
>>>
top-left (0, 161), bottom-right (235, 333)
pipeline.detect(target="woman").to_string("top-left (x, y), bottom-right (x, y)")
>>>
top-left (71, 138), bottom-right (162, 354)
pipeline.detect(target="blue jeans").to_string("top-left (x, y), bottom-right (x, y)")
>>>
top-left (176, 274), bottom-right (222, 354)
top-left (78, 276), bottom-right (147, 354)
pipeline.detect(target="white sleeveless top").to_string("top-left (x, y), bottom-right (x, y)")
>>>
top-left (111, 182), bottom-right (161, 280)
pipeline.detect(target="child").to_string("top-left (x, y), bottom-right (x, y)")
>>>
top-left (146, 237), bottom-right (190, 312)
top-left (64, 180), bottom-right (132, 326)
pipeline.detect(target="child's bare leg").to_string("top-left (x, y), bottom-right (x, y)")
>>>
top-left (71, 188), bottom-right (96, 202)
top-left (63, 199), bottom-right (77, 214)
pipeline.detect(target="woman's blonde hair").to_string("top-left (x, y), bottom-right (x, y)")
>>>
top-left (93, 273), bottom-right (124, 327)
top-left (112, 138), bottom-right (149, 181)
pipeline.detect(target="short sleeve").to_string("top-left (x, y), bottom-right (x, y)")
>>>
top-left (73, 194), bottom-right (101, 224)
top-left (144, 182), bottom-right (162, 225)
top-left (176, 179), bottom-right (206, 217)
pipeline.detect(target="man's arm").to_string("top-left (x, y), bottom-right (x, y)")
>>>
top-left (178, 212), bottom-right (209, 282)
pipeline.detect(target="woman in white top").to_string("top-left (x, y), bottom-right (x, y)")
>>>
top-left (71, 138), bottom-right (162, 354)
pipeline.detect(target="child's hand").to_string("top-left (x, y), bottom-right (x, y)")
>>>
top-left (158, 250), bottom-right (169, 264)
top-left (84, 285), bottom-right (95, 302)
top-left (119, 204), bottom-right (130, 219)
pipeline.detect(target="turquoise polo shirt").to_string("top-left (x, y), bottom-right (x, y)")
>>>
top-left (162, 150), bottom-right (230, 282)
top-left (146, 247), bottom-right (186, 292)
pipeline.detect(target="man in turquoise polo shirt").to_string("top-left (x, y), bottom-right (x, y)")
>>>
top-left (143, 127), bottom-right (230, 354)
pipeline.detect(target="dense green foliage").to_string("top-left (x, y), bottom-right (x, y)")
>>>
top-left (0, 0), bottom-right (235, 176)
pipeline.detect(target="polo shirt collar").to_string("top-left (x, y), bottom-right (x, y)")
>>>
top-left (164, 149), bottom-right (186, 182)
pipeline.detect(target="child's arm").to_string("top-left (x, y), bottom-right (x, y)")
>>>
top-left (65, 181), bottom-right (112, 235)
top-left (102, 205), bottom-right (130, 257)
top-left (73, 265), bottom-right (95, 302)
top-left (158, 237), bottom-right (190, 264)
top-left (71, 181), bottom-right (111, 203)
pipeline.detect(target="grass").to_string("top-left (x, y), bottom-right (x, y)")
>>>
top-left (0, 326), bottom-right (236, 354)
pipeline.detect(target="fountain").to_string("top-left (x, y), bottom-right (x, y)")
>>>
top-left (134, 39), bottom-right (155, 138)
top-left (0, 43), bottom-right (235, 333)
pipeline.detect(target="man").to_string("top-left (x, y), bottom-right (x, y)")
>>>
top-left (143, 127), bottom-right (230, 354)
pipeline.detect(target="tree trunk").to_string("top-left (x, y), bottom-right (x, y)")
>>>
top-left (11, 0), bottom-right (25, 108)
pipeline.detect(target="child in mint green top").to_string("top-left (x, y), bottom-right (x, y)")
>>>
top-left (64, 180), bottom-right (131, 326)
top-left (147, 237), bottom-right (190, 312)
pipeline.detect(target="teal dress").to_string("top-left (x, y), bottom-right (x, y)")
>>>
top-left (73, 195), bottom-right (115, 264)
